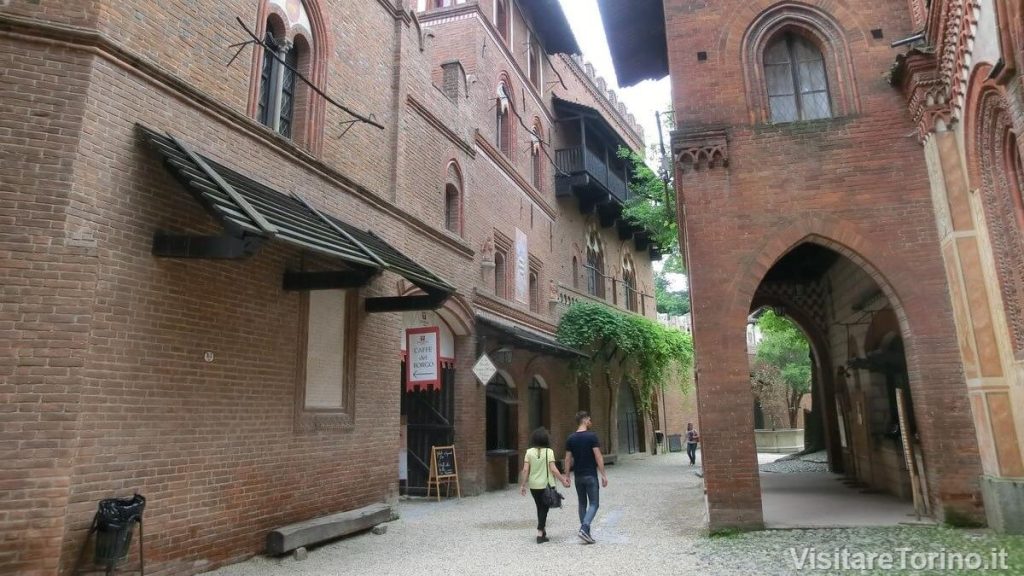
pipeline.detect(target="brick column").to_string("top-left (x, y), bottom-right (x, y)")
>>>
top-left (673, 128), bottom-right (764, 531)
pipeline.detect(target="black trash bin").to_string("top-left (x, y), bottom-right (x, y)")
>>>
top-left (93, 494), bottom-right (145, 571)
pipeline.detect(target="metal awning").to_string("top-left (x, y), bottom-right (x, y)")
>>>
top-left (476, 314), bottom-right (588, 359)
top-left (140, 125), bottom-right (455, 312)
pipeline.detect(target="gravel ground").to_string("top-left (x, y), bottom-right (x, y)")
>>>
top-left (760, 450), bottom-right (830, 474)
top-left (204, 452), bottom-right (1024, 576)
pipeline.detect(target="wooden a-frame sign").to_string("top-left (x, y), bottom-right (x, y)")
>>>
top-left (427, 445), bottom-right (461, 501)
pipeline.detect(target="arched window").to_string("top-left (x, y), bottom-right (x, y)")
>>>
top-left (571, 256), bottom-right (579, 289)
top-left (585, 233), bottom-right (605, 299)
top-left (530, 123), bottom-right (543, 189)
top-left (529, 271), bottom-right (539, 312)
top-left (623, 255), bottom-right (638, 312)
top-left (444, 185), bottom-right (460, 234)
top-left (495, 0), bottom-right (509, 42)
top-left (528, 38), bottom-right (541, 87)
top-left (251, 1), bottom-right (327, 151)
top-left (496, 82), bottom-right (513, 155)
top-left (764, 33), bottom-right (830, 123)
top-left (444, 162), bottom-right (462, 235)
top-left (494, 251), bottom-right (507, 298)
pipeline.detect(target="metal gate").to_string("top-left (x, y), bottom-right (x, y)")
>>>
top-left (401, 360), bottom-right (455, 495)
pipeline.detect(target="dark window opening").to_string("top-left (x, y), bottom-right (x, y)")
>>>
top-left (444, 183), bottom-right (460, 234)
top-left (486, 376), bottom-right (517, 450)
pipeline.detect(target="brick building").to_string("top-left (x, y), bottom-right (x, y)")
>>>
top-left (600, 0), bottom-right (1023, 533)
top-left (1, 0), bottom-right (686, 573)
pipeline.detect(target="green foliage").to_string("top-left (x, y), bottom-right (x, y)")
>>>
top-left (618, 147), bottom-right (679, 258)
top-left (655, 272), bottom-right (690, 316)
top-left (752, 310), bottom-right (812, 427)
top-left (556, 302), bottom-right (694, 415)
top-left (755, 311), bottom-right (812, 396)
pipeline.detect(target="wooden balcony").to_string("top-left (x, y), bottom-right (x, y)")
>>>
top-left (554, 146), bottom-right (629, 204)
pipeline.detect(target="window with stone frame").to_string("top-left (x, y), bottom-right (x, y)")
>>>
top-left (764, 32), bottom-right (831, 123)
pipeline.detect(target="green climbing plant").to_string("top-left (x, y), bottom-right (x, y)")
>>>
top-left (556, 302), bottom-right (694, 415)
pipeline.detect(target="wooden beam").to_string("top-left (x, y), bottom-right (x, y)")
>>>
top-left (152, 233), bottom-right (261, 259)
top-left (365, 293), bottom-right (449, 313)
top-left (283, 269), bottom-right (378, 291)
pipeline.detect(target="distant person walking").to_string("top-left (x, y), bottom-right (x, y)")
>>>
top-left (564, 411), bottom-right (607, 544)
top-left (519, 427), bottom-right (569, 544)
top-left (686, 422), bottom-right (700, 466)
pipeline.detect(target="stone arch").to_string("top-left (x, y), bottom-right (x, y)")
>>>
top-left (398, 284), bottom-right (473, 336)
top-left (737, 1), bottom-right (862, 123)
top-left (733, 217), bottom-right (917, 339)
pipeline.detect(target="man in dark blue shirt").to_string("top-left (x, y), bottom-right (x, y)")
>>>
top-left (564, 411), bottom-right (608, 544)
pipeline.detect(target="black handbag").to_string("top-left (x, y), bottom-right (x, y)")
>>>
top-left (539, 448), bottom-right (564, 508)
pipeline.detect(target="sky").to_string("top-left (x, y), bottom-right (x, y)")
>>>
top-left (557, 0), bottom-right (672, 160)
top-left (557, 1), bottom-right (687, 293)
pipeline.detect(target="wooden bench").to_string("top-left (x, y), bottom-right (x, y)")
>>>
top-left (266, 503), bottom-right (391, 555)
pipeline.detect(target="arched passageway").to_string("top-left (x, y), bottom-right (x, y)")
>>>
top-left (749, 242), bottom-right (927, 526)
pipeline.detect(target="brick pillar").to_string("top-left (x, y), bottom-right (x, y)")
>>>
top-left (453, 334), bottom-right (485, 495)
top-left (673, 128), bottom-right (764, 531)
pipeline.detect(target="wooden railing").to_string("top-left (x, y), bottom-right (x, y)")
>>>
top-left (554, 145), bottom-right (629, 204)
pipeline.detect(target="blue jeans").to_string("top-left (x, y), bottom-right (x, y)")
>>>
top-left (575, 474), bottom-right (600, 531)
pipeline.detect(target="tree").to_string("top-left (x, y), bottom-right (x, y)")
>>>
top-left (655, 272), bottom-right (690, 316)
top-left (751, 310), bottom-right (812, 428)
top-left (619, 147), bottom-right (679, 260)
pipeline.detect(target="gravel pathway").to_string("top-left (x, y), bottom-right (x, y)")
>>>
top-left (204, 452), bottom-right (1024, 576)
top-left (760, 450), bottom-right (829, 474)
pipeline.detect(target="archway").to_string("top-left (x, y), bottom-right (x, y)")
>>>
top-left (750, 241), bottom-right (925, 527)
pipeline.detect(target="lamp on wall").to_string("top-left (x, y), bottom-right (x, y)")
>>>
top-left (495, 346), bottom-right (513, 365)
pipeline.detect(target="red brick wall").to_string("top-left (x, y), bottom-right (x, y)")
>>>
top-left (0, 1), bottom-right (684, 573)
top-left (664, 0), bottom-right (983, 528)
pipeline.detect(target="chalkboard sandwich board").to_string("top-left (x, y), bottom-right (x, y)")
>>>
top-left (427, 445), bottom-right (461, 501)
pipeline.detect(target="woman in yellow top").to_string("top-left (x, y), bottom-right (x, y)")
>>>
top-left (518, 427), bottom-right (569, 543)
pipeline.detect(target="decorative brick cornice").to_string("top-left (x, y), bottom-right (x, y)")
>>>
top-left (670, 127), bottom-right (729, 174)
top-left (892, 49), bottom-right (954, 142)
top-left (473, 291), bottom-right (559, 335)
